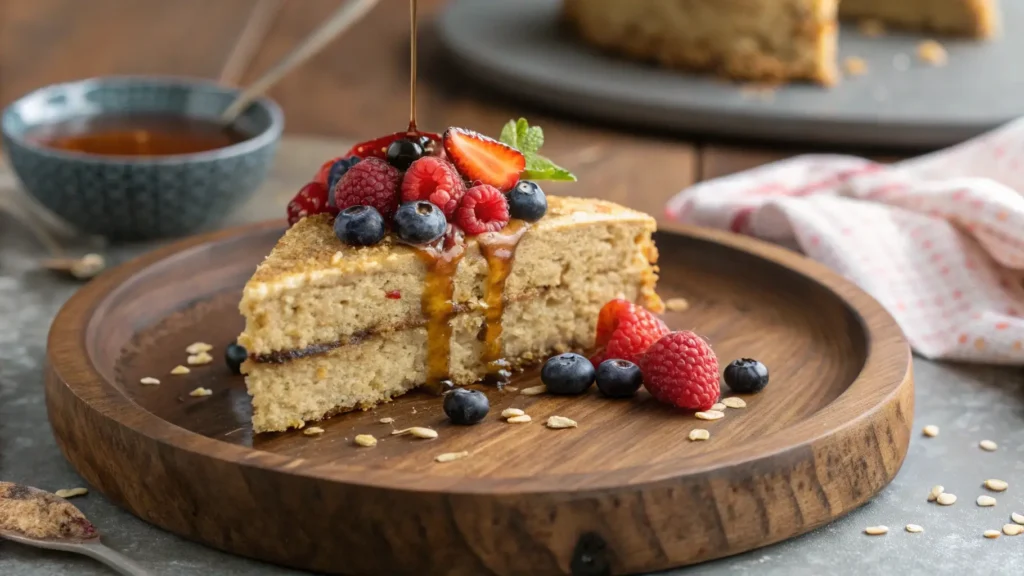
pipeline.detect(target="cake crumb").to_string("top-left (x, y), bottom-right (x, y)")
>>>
top-left (54, 488), bottom-right (88, 499)
top-left (665, 297), bottom-right (689, 312)
top-left (918, 40), bottom-right (948, 66)
top-left (315, 366), bottom-right (328, 380)
top-left (140, 377), bottom-right (160, 386)
top-left (288, 418), bottom-right (305, 430)
top-left (858, 18), bottom-right (886, 37)
top-left (185, 342), bottom-right (213, 355)
top-left (843, 57), bottom-right (869, 76)
top-left (354, 434), bottom-right (377, 447)
top-left (303, 427), bottom-right (325, 436)
top-left (546, 416), bottom-right (577, 429)
top-left (170, 365), bottom-right (190, 375)
top-left (187, 352), bottom-right (213, 366)
top-left (435, 451), bottom-right (470, 463)
top-left (331, 252), bottom-right (344, 265)
top-left (689, 429), bottom-right (710, 441)
top-left (188, 387), bottom-right (213, 397)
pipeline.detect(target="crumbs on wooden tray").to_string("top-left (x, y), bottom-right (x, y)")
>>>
top-left (917, 40), bottom-right (948, 66)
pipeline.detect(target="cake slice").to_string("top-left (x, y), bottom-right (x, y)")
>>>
top-left (839, 0), bottom-right (999, 38)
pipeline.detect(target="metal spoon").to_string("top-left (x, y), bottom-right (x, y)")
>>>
top-left (220, 0), bottom-right (383, 124)
top-left (0, 482), bottom-right (151, 575)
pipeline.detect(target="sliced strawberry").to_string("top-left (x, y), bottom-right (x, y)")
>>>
top-left (347, 131), bottom-right (441, 160)
top-left (313, 156), bottom-right (344, 187)
top-left (442, 128), bottom-right (525, 192)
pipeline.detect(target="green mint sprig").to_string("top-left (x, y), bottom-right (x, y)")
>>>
top-left (499, 118), bottom-right (577, 182)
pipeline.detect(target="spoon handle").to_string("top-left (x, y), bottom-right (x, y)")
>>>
top-left (220, 0), bottom-right (382, 123)
top-left (79, 541), bottom-right (154, 576)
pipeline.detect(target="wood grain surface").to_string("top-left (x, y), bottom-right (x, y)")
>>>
top-left (45, 222), bottom-right (912, 575)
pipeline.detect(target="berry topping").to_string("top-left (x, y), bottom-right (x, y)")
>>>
top-left (593, 299), bottom-right (670, 367)
top-left (455, 184), bottom-right (510, 235)
top-left (723, 358), bottom-right (770, 394)
top-left (347, 131), bottom-right (441, 160)
top-left (385, 290), bottom-right (401, 299)
top-left (541, 353), bottom-right (595, 395)
top-left (334, 205), bottom-right (385, 247)
top-left (286, 181), bottom-right (332, 226)
top-left (640, 331), bottom-right (720, 411)
top-left (443, 388), bottom-right (490, 425)
top-left (401, 157), bottom-right (466, 217)
top-left (386, 139), bottom-right (424, 171)
top-left (326, 157), bottom-right (362, 206)
top-left (313, 156), bottom-right (343, 188)
top-left (442, 127), bottom-right (525, 192)
top-left (595, 359), bottom-right (643, 398)
top-left (394, 200), bottom-right (447, 245)
top-left (332, 158), bottom-right (402, 219)
top-left (506, 180), bottom-right (548, 222)
top-left (225, 342), bottom-right (248, 375)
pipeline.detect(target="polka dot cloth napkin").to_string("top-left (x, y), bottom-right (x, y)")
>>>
top-left (665, 119), bottom-right (1024, 364)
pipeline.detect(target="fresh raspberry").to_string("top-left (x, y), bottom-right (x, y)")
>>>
top-left (640, 331), bottom-right (720, 411)
top-left (455, 184), bottom-right (509, 235)
top-left (332, 158), bottom-right (402, 219)
top-left (592, 299), bottom-right (669, 367)
top-left (401, 157), bottom-right (466, 217)
top-left (286, 181), bottom-right (331, 226)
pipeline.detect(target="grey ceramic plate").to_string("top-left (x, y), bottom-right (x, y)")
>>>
top-left (437, 0), bottom-right (1024, 149)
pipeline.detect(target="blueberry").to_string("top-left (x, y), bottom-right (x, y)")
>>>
top-left (334, 205), bottom-right (385, 246)
top-left (416, 135), bottom-right (435, 152)
top-left (327, 157), bottom-right (361, 207)
top-left (507, 180), bottom-right (548, 222)
top-left (394, 201), bottom-right (447, 245)
top-left (723, 358), bottom-right (769, 393)
top-left (386, 139), bottom-right (424, 171)
top-left (443, 388), bottom-right (490, 425)
top-left (225, 343), bottom-right (248, 375)
top-left (595, 359), bottom-right (642, 398)
top-left (541, 353), bottom-right (595, 395)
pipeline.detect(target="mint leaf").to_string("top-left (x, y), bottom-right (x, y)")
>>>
top-left (523, 155), bottom-right (577, 182)
top-left (499, 120), bottom-right (519, 149)
top-left (498, 117), bottom-right (575, 182)
top-left (520, 122), bottom-right (544, 157)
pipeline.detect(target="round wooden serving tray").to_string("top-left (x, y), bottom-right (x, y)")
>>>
top-left (45, 221), bottom-right (913, 576)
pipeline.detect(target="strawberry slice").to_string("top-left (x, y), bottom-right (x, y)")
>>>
top-left (442, 128), bottom-right (525, 192)
top-left (347, 131), bottom-right (441, 160)
top-left (313, 156), bottom-right (344, 187)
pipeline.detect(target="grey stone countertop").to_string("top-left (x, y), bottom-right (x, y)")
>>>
top-left (1, 139), bottom-right (1023, 575)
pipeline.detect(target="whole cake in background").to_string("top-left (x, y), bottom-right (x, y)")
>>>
top-left (562, 0), bottom-right (1000, 85)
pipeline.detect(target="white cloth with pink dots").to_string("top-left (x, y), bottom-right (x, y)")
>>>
top-left (665, 119), bottom-right (1024, 364)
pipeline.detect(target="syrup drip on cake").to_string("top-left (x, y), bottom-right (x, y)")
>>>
top-left (477, 220), bottom-right (529, 384)
top-left (417, 227), bottom-right (467, 395)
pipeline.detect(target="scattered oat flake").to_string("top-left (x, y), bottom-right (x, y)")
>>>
top-left (937, 493), bottom-right (957, 506)
top-left (379, 417), bottom-right (394, 424)
top-left (843, 57), bottom-right (869, 76)
top-left (354, 434), bottom-right (377, 447)
top-left (864, 526), bottom-right (888, 535)
top-left (689, 429), bottom-right (710, 441)
top-left (506, 414), bottom-right (532, 424)
top-left (918, 40), bottom-right (948, 66)
top-left (390, 426), bottom-right (437, 439)
top-left (984, 479), bottom-right (1008, 492)
top-left (546, 416), bottom-right (577, 429)
top-left (980, 440), bottom-right (998, 451)
top-left (185, 342), bottom-right (213, 354)
top-left (504, 386), bottom-right (519, 392)
top-left (170, 365), bottom-right (190, 375)
top-left (140, 377), bottom-right (160, 385)
top-left (922, 425), bottom-right (939, 437)
top-left (501, 408), bottom-right (525, 418)
top-left (722, 397), bottom-right (746, 409)
top-left (695, 410), bottom-right (725, 421)
top-left (188, 387), bottom-right (213, 397)
top-left (1003, 524), bottom-right (1024, 536)
top-left (665, 297), bottom-right (689, 312)
top-left (1012, 512), bottom-right (1024, 525)
top-left (521, 385), bottom-right (547, 396)
top-left (977, 495), bottom-right (997, 507)
top-left (54, 488), bottom-right (88, 499)
top-left (303, 427), bottom-right (325, 436)
top-left (435, 451), bottom-right (470, 463)
top-left (928, 485), bottom-right (945, 502)
top-left (710, 403), bottom-right (726, 411)
top-left (984, 530), bottom-right (1001, 539)
top-left (187, 352), bottom-right (213, 365)
top-left (905, 524), bottom-right (924, 534)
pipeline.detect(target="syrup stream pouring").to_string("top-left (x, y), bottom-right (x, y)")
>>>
top-left (220, 0), bottom-right (383, 124)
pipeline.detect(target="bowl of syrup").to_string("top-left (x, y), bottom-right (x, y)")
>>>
top-left (2, 76), bottom-right (283, 240)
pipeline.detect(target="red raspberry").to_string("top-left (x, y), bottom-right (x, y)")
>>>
top-left (455, 184), bottom-right (509, 235)
top-left (286, 181), bottom-right (331, 226)
top-left (401, 157), bottom-right (466, 217)
top-left (640, 331), bottom-right (720, 411)
top-left (592, 299), bottom-right (669, 367)
top-left (333, 158), bottom-right (401, 219)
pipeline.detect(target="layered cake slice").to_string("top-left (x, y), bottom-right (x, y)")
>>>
top-left (239, 120), bottom-right (662, 432)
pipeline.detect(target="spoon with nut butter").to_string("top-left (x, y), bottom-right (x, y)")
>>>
top-left (0, 482), bottom-right (151, 575)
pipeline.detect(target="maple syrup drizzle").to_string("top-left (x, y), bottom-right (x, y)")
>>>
top-left (417, 228), bottom-right (467, 395)
top-left (477, 220), bottom-right (530, 382)
top-left (407, 0), bottom-right (419, 134)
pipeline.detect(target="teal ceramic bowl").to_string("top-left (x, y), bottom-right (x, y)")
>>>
top-left (2, 76), bottom-right (283, 240)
